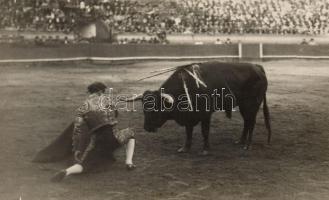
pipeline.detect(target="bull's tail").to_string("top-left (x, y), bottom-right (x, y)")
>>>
top-left (263, 93), bottom-right (272, 144)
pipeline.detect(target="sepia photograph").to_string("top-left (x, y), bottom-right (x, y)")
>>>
top-left (0, 0), bottom-right (328, 199)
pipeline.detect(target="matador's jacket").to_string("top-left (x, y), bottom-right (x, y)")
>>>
top-left (72, 93), bottom-right (134, 162)
top-left (32, 92), bottom-right (134, 163)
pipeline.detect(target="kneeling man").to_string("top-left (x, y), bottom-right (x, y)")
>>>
top-left (51, 82), bottom-right (136, 182)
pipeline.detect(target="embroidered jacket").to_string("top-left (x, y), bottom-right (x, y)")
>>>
top-left (72, 93), bottom-right (118, 152)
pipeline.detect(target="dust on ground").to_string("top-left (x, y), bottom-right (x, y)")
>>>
top-left (0, 59), bottom-right (328, 200)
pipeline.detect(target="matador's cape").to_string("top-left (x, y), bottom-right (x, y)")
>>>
top-left (33, 122), bottom-right (75, 163)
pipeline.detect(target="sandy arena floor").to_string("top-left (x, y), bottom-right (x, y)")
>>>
top-left (0, 59), bottom-right (328, 200)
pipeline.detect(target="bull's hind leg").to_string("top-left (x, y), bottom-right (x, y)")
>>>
top-left (237, 102), bottom-right (258, 150)
top-left (244, 117), bottom-right (256, 150)
top-left (235, 105), bottom-right (248, 145)
top-left (177, 126), bottom-right (193, 153)
top-left (242, 103), bottom-right (260, 150)
top-left (200, 117), bottom-right (211, 156)
top-left (235, 122), bottom-right (248, 145)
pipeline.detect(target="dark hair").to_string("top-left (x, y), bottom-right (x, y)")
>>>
top-left (87, 82), bottom-right (107, 94)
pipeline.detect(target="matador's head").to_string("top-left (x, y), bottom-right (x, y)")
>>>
top-left (87, 82), bottom-right (107, 94)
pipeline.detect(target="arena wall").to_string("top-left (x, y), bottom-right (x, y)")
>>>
top-left (262, 44), bottom-right (329, 57)
top-left (1, 43), bottom-right (329, 62)
top-left (89, 44), bottom-right (238, 58)
top-left (0, 44), bottom-right (239, 62)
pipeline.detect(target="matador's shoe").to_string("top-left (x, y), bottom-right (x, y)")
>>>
top-left (126, 164), bottom-right (136, 171)
top-left (51, 170), bottom-right (66, 182)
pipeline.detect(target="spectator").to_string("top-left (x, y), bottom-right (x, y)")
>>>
top-left (64, 36), bottom-right (69, 44)
top-left (34, 36), bottom-right (43, 46)
top-left (301, 38), bottom-right (308, 45)
top-left (309, 38), bottom-right (317, 45)
top-left (141, 37), bottom-right (147, 43)
top-left (214, 38), bottom-right (223, 45)
top-left (225, 38), bottom-right (232, 45)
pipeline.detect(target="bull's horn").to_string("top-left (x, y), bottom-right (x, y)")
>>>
top-left (124, 94), bottom-right (143, 102)
top-left (161, 93), bottom-right (174, 104)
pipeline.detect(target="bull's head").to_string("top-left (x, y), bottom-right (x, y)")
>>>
top-left (127, 90), bottom-right (174, 132)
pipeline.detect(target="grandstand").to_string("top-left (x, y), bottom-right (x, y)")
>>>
top-left (1, 0), bottom-right (329, 61)
top-left (1, 0), bottom-right (329, 37)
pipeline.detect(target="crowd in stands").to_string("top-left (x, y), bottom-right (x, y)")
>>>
top-left (34, 35), bottom-right (70, 45)
top-left (0, 0), bottom-right (77, 32)
top-left (300, 38), bottom-right (317, 45)
top-left (214, 38), bottom-right (232, 44)
top-left (116, 37), bottom-right (163, 44)
top-left (176, 0), bottom-right (329, 35)
top-left (1, 0), bottom-right (329, 36)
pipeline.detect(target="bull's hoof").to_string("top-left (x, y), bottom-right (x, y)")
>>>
top-left (177, 147), bottom-right (190, 153)
top-left (234, 140), bottom-right (241, 145)
top-left (234, 140), bottom-right (245, 145)
top-left (243, 145), bottom-right (252, 150)
top-left (198, 150), bottom-right (210, 156)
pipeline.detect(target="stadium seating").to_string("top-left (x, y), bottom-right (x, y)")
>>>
top-left (0, 0), bottom-right (328, 36)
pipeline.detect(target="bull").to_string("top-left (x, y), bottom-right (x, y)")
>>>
top-left (130, 61), bottom-right (271, 154)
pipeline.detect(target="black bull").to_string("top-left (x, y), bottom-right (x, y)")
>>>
top-left (135, 61), bottom-right (271, 153)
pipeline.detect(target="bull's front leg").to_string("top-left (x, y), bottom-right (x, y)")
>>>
top-left (177, 125), bottom-right (193, 153)
top-left (200, 117), bottom-right (210, 156)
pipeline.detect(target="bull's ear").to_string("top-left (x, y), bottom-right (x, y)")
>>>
top-left (124, 94), bottom-right (143, 102)
top-left (161, 93), bottom-right (174, 104)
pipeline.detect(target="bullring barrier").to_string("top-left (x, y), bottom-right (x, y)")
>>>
top-left (0, 43), bottom-right (329, 63)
